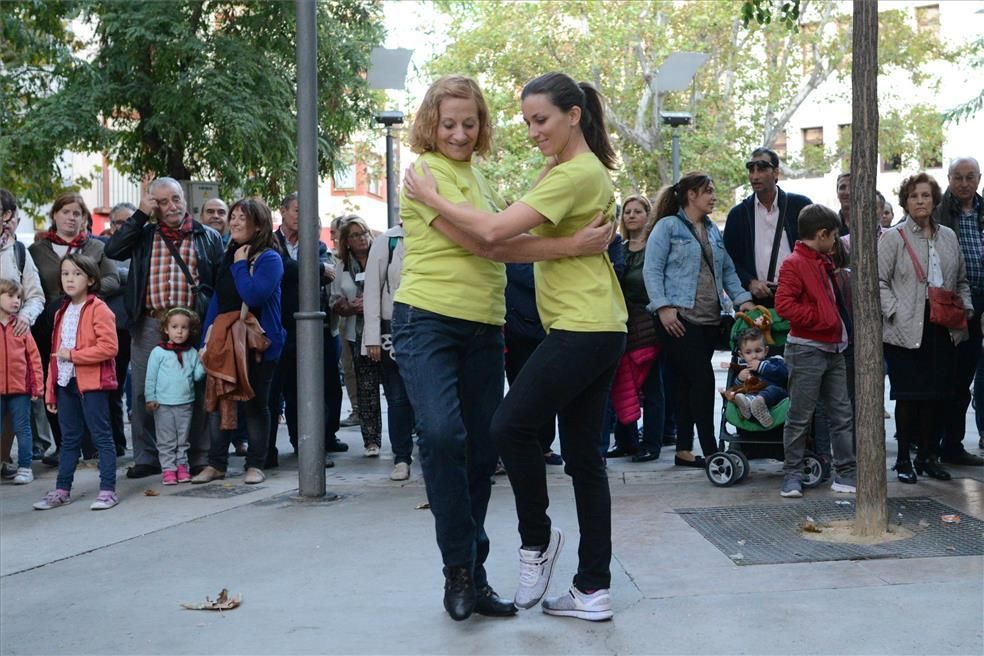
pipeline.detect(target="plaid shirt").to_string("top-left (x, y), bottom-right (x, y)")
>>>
top-left (144, 230), bottom-right (199, 312)
top-left (956, 198), bottom-right (984, 293)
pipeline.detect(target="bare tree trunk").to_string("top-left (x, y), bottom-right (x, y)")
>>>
top-left (850, 0), bottom-right (886, 537)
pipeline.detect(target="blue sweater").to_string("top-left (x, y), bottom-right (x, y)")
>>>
top-left (201, 248), bottom-right (286, 361)
top-left (145, 346), bottom-right (206, 405)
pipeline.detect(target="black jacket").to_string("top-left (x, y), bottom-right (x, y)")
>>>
top-left (723, 188), bottom-right (813, 288)
top-left (933, 189), bottom-right (984, 233)
top-left (274, 229), bottom-right (332, 341)
top-left (104, 210), bottom-right (224, 328)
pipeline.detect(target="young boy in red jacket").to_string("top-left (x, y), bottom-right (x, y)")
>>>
top-left (774, 204), bottom-right (857, 498)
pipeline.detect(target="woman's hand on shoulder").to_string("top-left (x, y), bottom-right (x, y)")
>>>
top-left (572, 213), bottom-right (615, 256)
top-left (234, 245), bottom-right (250, 263)
top-left (403, 161), bottom-right (439, 206)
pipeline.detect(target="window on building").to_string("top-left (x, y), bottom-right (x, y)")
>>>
top-left (881, 154), bottom-right (903, 172)
top-left (802, 127), bottom-right (823, 148)
top-left (837, 123), bottom-right (851, 171)
top-left (801, 126), bottom-right (826, 175)
top-left (367, 176), bottom-right (381, 197)
top-left (332, 163), bottom-right (356, 190)
top-left (915, 4), bottom-right (940, 38)
top-left (772, 131), bottom-right (788, 161)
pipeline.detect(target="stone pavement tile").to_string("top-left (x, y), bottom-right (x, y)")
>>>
top-left (857, 554), bottom-right (984, 585)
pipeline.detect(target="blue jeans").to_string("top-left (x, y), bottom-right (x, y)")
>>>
top-left (1, 394), bottom-right (33, 468)
top-left (750, 383), bottom-right (788, 408)
top-left (381, 352), bottom-right (414, 465)
top-left (55, 380), bottom-right (116, 491)
top-left (392, 303), bottom-right (503, 586)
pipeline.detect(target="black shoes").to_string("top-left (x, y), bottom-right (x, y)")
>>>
top-left (42, 452), bottom-right (60, 467)
top-left (327, 438), bottom-right (349, 453)
top-left (443, 567), bottom-right (477, 621)
top-left (325, 455), bottom-right (335, 469)
top-left (126, 463), bottom-right (162, 479)
top-left (674, 454), bottom-right (705, 468)
top-left (893, 459), bottom-right (917, 484)
top-left (474, 585), bottom-right (517, 617)
top-left (914, 458), bottom-right (952, 481)
top-left (940, 449), bottom-right (984, 467)
top-left (605, 446), bottom-right (637, 458)
top-left (631, 450), bottom-right (660, 463)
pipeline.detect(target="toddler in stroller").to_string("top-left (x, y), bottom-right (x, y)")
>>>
top-left (725, 328), bottom-right (788, 428)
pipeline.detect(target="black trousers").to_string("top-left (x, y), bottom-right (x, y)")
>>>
top-left (655, 318), bottom-right (719, 457)
top-left (897, 400), bottom-right (945, 461)
top-left (491, 330), bottom-right (623, 592)
top-left (941, 292), bottom-right (984, 457)
top-left (504, 330), bottom-right (556, 454)
top-left (209, 359), bottom-right (277, 471)
top-left (107, 329), bottom-right (131, 454)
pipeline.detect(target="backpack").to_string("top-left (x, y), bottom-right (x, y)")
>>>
top-left (14, 240), bottom-right (26, 275)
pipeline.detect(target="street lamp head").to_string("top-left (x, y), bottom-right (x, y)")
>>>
top-left (660, 111), bottom-right (692, 127)
top-left (374, 111), bottom-right (405, 127)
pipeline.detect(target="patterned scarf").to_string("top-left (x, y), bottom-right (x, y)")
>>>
top-left (43, 229), bottom-right (87, 251)
top-left (159, 340), bottom-right (194, 366)
top-left (158, 213), bottom-right (193, 246)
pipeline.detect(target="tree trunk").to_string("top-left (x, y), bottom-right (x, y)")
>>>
top-left (850, 0), bottom-right (886, 537)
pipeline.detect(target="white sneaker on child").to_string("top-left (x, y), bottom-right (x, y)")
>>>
top-left (90, 491), bottom-right (118, 510)
top-left (13, 468), bottom-right (33, 484)
top-left (750, 396), bottom-right (774, 427)
top-left (733, 393), bottom-right (752, 419)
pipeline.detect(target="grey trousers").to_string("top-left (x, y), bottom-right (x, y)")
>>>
top-left (782, 343), bottom-right (857, 480)
top-left (129, 317), bottom-right (161, 466)
top-left (153, 403), bottom-right (193, 470)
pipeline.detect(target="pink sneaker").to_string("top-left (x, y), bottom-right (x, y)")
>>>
top-left (176, 464), bottom-right (191, 483)
top-left (162, 470), bottom-right (178, 486)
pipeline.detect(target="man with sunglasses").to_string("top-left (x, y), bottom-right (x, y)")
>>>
top-left (724, 148), bottom-right (813, 307)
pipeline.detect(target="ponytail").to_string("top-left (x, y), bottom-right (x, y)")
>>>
top-left (522, 72), bottom-right (618, 170)
top-left (653, 171), bottom-right (713, 220)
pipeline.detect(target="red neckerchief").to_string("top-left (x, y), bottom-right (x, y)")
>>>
top-left (159, 213), bottom-right (193, 245)
top-left (43, 229), bottom-right (87, 251)
top-left (159, 340), bottom-right (193, 366)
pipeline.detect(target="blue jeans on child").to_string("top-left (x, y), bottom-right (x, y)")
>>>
top-left (1, 394), bottom-right (33, 468)
top-left (55, 380), bottom-right (116, 491)
top-left (752, 383), bottom-right (788, 408)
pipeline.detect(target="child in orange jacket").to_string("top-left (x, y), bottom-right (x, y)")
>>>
top-left (34, 254), bottom-right (119, 511)
top-left (0, 278), bottom-right (44, 484)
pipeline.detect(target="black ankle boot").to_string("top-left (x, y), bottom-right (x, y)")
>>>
top-left (914, 457), bottom-right (952, 481)
top-left (892, 459), bottom-right (917, 484)
top-left (443, 567), bottom-right (476, 621)
top-left (474, 585), bottom-right (517, 617)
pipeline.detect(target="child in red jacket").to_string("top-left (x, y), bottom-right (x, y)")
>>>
top-left (33, 254), bottom-right (119, 511)
top-left (774, 204), bottom-right (857, 499)
top-left (0, 278), bottom-right (44, 484)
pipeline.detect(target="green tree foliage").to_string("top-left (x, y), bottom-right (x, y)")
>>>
top-left (1, 0), bottom-right (384, 210)
top-left (426, 0), bottom-right (952, 201)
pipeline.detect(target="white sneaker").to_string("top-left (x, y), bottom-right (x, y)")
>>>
top-left (733, 393), bottom-right (752, 419)
top-left (13, 468), bottom-right (34, 484)
top-left (89, 491), bottom-right (118, 510)
top-left (542, 585), bottom-right (613, 621)
top-left (389, 462), bottom-right (410, 481)
top-left (749, 395), bottom-right (774, 428)
top-left (364, 445), bottom-right (380, 457)
top-left (515, 526), bottom-right (564, 609)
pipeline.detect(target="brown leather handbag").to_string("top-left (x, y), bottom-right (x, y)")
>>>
top-left (897, 226), bottom-right (967, 331)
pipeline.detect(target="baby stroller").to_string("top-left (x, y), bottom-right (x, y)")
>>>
top-left (705, 306), bottom-right (825, 487)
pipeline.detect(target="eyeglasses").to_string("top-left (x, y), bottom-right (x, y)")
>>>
top-left (347, 231), bottom-right (369, 240)
top-left (1, 210), bottom-right (17, 226)
top-left (745, 161), bottom-right (775, 172)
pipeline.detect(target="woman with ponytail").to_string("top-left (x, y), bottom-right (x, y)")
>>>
top-left (405, 71), bottom-right (626, 621)
top-left (643, 173), bottom-right (754, 468)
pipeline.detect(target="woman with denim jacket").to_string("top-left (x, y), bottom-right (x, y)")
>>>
top-left (644, 172), bottom-right (754, 468)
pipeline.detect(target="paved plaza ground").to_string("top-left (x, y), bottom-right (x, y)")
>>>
top-left (1, 379), bottom-right (982, 655)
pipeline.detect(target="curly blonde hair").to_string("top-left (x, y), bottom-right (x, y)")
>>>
top-left (408, 75), bottom-right (492, 157)
top-left (157, 306), bottom-right (201, 343)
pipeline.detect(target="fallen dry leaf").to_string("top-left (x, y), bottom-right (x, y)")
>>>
top-left (941, 514), bottom-right (961, 524)
top-left (144, 489), bottom-right (160, 497)
top-left (180, 588), bottom-right (242, 611)
top-left (800, 521), bottom-right (822, 534)
top-left (415, 501), bottom-right (430, 510)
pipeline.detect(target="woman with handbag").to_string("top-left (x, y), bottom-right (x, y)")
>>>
top-left (643, 172), bottom-right (755, 468)
top-left (878, 172), bottom-right (971, 483)
top-left (192, 198), bottom-right (285, 485)
top-left (609, 195), bottom-right (664, 462)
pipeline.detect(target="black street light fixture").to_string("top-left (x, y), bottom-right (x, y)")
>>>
top-left (375, 111), bottom-right (405, 229)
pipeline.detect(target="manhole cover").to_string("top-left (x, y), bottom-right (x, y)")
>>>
top-left (174, 484), bottom-right (264, 498)
top-left (675, 497), bottom-right (983, 565)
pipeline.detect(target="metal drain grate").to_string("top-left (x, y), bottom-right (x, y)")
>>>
top-left (174, 484), bottom-right (264, 498)
top-left (675, 496), bottom-right (983, 565)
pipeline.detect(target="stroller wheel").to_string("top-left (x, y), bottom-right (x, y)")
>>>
top-left (802, 453), bottom-right (824, 488)
top-left (726, 450), bottom-right (749, 483)
top-left (705, 452), bottom-right (738, 487)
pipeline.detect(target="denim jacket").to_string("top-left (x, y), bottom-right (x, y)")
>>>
top-left (643, 211), bottom-right (752, 313)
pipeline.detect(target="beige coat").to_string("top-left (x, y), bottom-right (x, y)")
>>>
top-left (878, 216), bottom-right (972, 349)
top-left (361, 225), bottom-right (405, 353)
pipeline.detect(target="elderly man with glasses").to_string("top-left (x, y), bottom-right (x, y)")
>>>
top-left (723, 147), bottom-right (814, 308)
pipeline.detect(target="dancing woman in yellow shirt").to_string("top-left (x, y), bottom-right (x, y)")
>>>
top-left (405, 72), bottom-right (627, 622)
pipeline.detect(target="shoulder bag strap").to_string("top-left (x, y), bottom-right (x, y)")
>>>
top-left (676, 214), bottom-right (717, 283)
top-left (158, 228), bottom-right (199, 293)
top-left (766, 193), bottom-right (788, 283)
top-left (896, 225), bottom-right (927, 283)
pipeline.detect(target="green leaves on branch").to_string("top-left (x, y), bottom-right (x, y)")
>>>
top-left (741, 0), bottom-right (801, 30)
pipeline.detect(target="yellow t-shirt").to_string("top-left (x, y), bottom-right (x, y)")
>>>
top-left (519, 152), bottom-right (627, 333)
top-left (395, 151), bottom-right (507, 325)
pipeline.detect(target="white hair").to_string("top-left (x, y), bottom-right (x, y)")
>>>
top-left (148, 177), bottom-right (184, 196)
